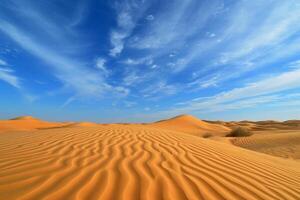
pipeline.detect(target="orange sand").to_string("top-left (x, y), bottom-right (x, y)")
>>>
top-left (0, 116), bottom-right (70, 133)
top-left (0, 116), bottom-right (300, 200)
top-left (231, 131), bottom-right (300, 160)
top-left (150, 115), bottom-right (230, 137)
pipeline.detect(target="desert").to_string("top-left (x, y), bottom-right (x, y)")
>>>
top-left (1, 1), bottom-right (300, 199)
top-left (0, 115), bottom-right (299, 200)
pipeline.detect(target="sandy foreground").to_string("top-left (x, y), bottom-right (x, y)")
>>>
top-left (0, 115), bottom-right (300, 200)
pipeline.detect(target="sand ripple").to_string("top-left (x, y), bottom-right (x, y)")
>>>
top-left (0, 125), bottom-right (300, 200)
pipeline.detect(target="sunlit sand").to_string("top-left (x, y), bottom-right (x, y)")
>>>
top-left (1, 115), bottom-right (300, 199)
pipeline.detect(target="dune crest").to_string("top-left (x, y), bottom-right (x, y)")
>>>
top-left (150, 114), bottom-right (230, 136)
top-left (0, 116), bottom-right (69, 133)
top-left (67, 122), bottom-right (99, 127)
top-left (10, 116), bottom-right (39, 120)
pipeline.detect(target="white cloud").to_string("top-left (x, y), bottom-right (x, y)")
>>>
top-left (141, 81), bottom-right (178, 98)
top-left (115, 86), bottom-right (130, 97)
top-left (61, 96), bottom-right (76, 108)
top-left (124, 101), bottom-right (136, 108)
top-left (199, 1), bottom-right (300, 75)
top-left (109, 31), bottom-right (128, 57)
top-left (287, 60), bottom-right (300, 69)
top-left (0, 2), bottom-right (133, 99)
top-left (95, 57), bottom-right (109, 77)
top-left (122, 72), bottom-right (141, 86)
top-left (0, 59), bottom-right (8, 66)
top-left (68, 1), bottom-right (89, 28)
top-left (165, 67), bottom-right (300, 114)
top-left (123, 58), bottom-right (138, 65)
top-left (167, 58), bottom-right (188, 73)
top-left (95, 58), bottom-right (106, 69)
top-left (130, 0), bottom-right (221, 50)
top-left (122, 56), bottom-right (153, 66)
top-left (0, 59), bottom-right (21, 89)
top-left (109, 0), bottom-right (150, 57)
top-left (122, 67), bottom-right (158, 87)
top-left (212, 69), bottom-right (300, 103)
top-left (206, 32), bottom-right (216, 38)
top-left (0, 67), bottom-right (21, 89)
top-left (146, 15), bottom-right (154, 21)
top-left (6, 1), bottom-right (79, 49)
top-left (169, 53), bottom-right (175, 58)
top-left (128, 0), bottom-right (300, 76)
top-left (203, 95), bottom-right (280, 113)
top-left (0, 20), bottom-right (111, 98)
top-left (188, 75), bottom-right (219, 89)
top-left (151, 64), bottom-right (158, 69)
top-left (0, 58), bottom-right (37, 100)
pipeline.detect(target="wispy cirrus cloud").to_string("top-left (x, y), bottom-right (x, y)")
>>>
top-left (141, 81), bottom-right (178, 99)
top-left (130, 0), bottom-right (220, 50)
top-left (188, 75), bottom-right (219, 89)
top-left (109, 0), bottom-right (150, 57)
top-left (191, 1), bottom-right (300, 77)
top-left (95, 57), bottom-right (110, 77)
top-left (0, 58), bottom-right (38, 101)
top-left (128, 0), bottom-right (300, 77)
top-left (122, 71), bottom-right (142, 86)
top-left (207, 1), bottom-right (300, 69)
top-left (0, 58), bottom-right (7, 66)
top-left (108, 0), bottom-right (300, 101)
top-left (145, 15), bottom-right (154, 21)
top-left (162, 65), bottom-right (300, 115)
top-left (122, 56), bottom-right (153, 66)
top-left (0, 1), bottom-right (128, 101)
top-left (0, 59), bottom-right (21, 89)
top-left (0, 20), bottom-right (109, 97)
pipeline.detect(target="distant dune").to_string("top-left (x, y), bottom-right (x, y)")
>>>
top-left (0, 116), bottom-right (70, 133)
top-left (150, 114), bottom-right (230, 137)
top-left (231, 131), bottom-right (300, 160)
top-left (0, 115), bottom-right (300, 200)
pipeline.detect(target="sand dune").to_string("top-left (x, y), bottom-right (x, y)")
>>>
top-left (65, 122), bottom-right (100, 128)
top-left (0, 116), bottom-right (69, 133)
top-left (1, 115), bottom-right (300, 200)
top-left (231, 131), bottom-right (300, 160)
top-left (207, 119), bottom-right (300, 132)
top-left (209, 119), bottom-right (300, 161)
top-left (150, 115), bottom-right (230, 137)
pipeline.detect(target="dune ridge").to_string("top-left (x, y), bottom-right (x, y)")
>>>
top-left (0, 116), bottom-right (69, 133)
top-left (1, 121), bottom-right (300, 200)
top-left (150, 115), bottom-right (230, 137)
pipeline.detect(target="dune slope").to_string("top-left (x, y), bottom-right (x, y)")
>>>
top-left (0, 125), bottom-right (299, 200)
top-left (231, 131), bottom-right (300, 160)
top-left (150, 115), bottom-right (230, 137)
top-left (0, 116), bottom-right (68, 133)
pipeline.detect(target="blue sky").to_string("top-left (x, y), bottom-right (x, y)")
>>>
top-left (1, 0), bottom-right (300, 122)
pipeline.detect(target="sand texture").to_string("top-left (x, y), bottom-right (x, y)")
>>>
top-left (150, 115), bottom-right (230, 137)
top-left (231, 131), bottom-right (300, 160)
top-left (0, 116), bottom-right (70, 133)
top-left (0, 116), bottom-right (300, 200)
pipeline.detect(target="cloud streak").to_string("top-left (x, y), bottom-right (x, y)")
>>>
top-left (0, 66), bottom-right (21, 89)
top-left (163, 66), bottom-right (300, 115)
top-left (0, 1), bottom-right (131, 101)
top-left (0, 20), bottom-right (110, 97)
top-left (109, 0), bottom-right (150, 57)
